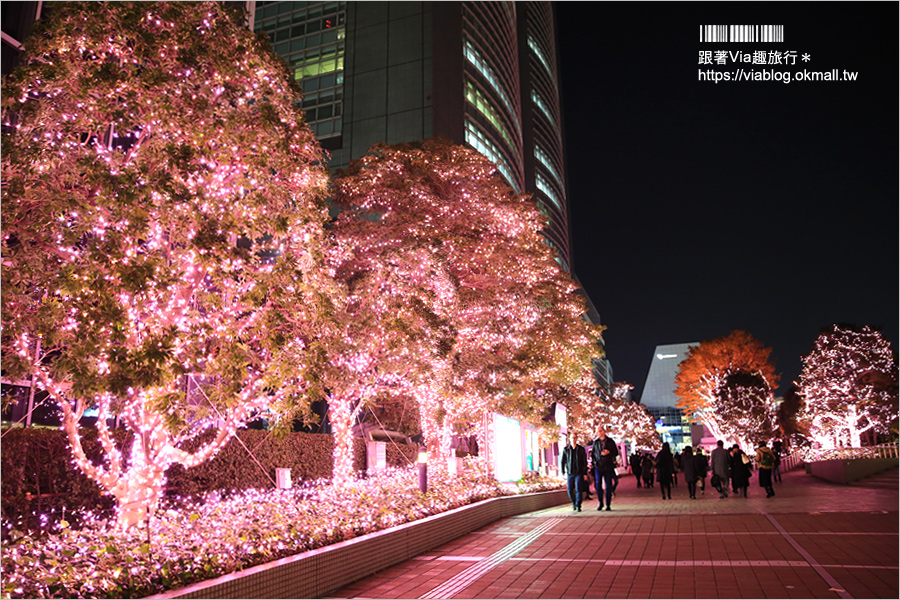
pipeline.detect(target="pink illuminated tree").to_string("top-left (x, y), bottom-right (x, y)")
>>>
top-left (1, 2), bottom-right (337, 528)
top-left (569, 381), bottom-right (661, 452)
top-left (798, 325), bottom-right (898, 449)
top-left (331, 140), bottom-right (601, 472)
top-left (325, 239), bottom-right (457, 484)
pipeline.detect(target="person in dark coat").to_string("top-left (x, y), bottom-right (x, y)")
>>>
top-left (630, 452), bottom-right (643, 488)
top-left (641, 453), bottom-right (655, 488)
top-left (729, 444), bottom-right (751, 497)
top-left (591, 428), bottom-right (619, 511)
top-left (655, 442), bottom-right (675, 500)
top-left (772, 438), bottom-right (784, 483)
top-left (561, 432), bottom-right (588, 511)
top-left (710, 440), bottom-right (730, 498)
top-left (755, 440), bottom-right (777, 498)
top-left (694, 447), bottom-right (709, 494)
top-left (680, 446), bottom-right (697, 499)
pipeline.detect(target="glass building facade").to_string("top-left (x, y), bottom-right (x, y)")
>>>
top-left (641, 343), bottom-right (697, 450)
top-left (253, 0), bottom-right (573, 271)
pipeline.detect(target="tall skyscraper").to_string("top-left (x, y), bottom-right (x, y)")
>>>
top-left (252, 1), bottom-right (573, 272)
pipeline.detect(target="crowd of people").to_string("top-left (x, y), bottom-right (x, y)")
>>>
top-left (562, 430), bottom-right (785, 510)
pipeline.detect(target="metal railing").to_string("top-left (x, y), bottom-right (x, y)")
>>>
top-left (780, 450), bottom-right (804, 472)
top-left (805, 442), bottom-right (899, 462)
top-left (781, 442), bottom-right (898, 470)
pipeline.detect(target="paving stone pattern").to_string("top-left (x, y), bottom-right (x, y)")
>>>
top-left (329, 468), bottom-right (898, 599)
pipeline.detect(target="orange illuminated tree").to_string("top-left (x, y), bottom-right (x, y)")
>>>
top-left (674, 331), bottom-right (779, 449)
top-left (1, 2), bottom-right (336, 527)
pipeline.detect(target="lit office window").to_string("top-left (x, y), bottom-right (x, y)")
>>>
top-left (535, 173), bottom-right (562, 211)
top-left (465, 81), bottom-right (516, 153)
top-left (534, 145), bottom-right (563, 188)
top-left (256, 2), bottom-right (345, 138)
top-left (464, 119), bottom-right (520, 194)
top-left (530, 89), bottom-right (556, 128)
top-left (463, 39), bottom-right (520, 130)
top-left (527, 35), bottom-right (553, 77)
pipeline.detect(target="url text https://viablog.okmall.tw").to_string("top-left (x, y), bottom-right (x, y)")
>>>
top-left (698, 68), bottom-right (859, 84)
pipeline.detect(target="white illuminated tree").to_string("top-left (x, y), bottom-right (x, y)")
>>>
top-left (798, 325), bottom-right (898, 449)
top-left (1, 2), bottom-right (337, 528)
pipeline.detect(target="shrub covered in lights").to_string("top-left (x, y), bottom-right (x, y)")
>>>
top-left (1, 2), bottom-right (339, 529)
top-left (1, 463), bottom-right (561, 599)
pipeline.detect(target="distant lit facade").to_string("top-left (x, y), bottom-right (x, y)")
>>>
top-left (252, 1), bottom-right (573, 271)
top-left (641, 343), bottom-right (696, 449)
top-left (574, 275), bottom-right (612, 392)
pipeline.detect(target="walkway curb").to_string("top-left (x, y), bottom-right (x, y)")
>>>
top-left (145, 488), bottom-right (568, 599)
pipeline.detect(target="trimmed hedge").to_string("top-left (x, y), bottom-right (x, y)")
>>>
top-left (1, 427), bottom-right (419, 531)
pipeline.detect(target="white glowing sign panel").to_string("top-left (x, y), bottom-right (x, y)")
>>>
top-left (493, 414), bottom-right (522, 482)
top-left (554, 403), bottom-right (567, 428)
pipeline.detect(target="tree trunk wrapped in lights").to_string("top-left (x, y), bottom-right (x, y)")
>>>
top-left (1, 2), bottom-right (337, 528)
top-left (325, 241), bottom-right (457, 485)
top-left (674, 331), bottom-right (779, 450)
top-left (331, 139), bottom-right (602, 474)
top-left (798, 324), bottom-right (898, 449)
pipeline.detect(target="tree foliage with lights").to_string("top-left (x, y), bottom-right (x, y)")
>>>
top-left (568, 381), bottom-right (660, 452)
top-left (797, 325), bottom-right (898, 449)
top-left (674, 330), bottom-right (779, 449)
top-left (776, 385), bottom-right (808, 445)
top-left (1, 2), bottom-right (337, 528)
top-left (331, 139), bottom-right (601, 471)
top-left (324, 238), bottom-right (456, 484)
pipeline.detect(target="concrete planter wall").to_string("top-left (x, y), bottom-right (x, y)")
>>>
top-left (146, 488), bottom-right (568, 600)
top-left (807, 457), bottom-right (899, 484)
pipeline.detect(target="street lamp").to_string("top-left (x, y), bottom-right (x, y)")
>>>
top-left (417, 447), bottom-right (428, 494)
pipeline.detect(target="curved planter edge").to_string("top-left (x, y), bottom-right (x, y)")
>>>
top-left (146, 487), bottom-right (568, 599)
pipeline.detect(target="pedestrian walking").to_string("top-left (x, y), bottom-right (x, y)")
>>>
top-left (630, 452), bottom-right (643, 488)
top-left (772, 438), bottom-right (784, 483)
top-left (681, 446), bottom-right (698, 498)
top-left (591, 428), bottom-right (619, 511)
top-left (641, 453), bottom-right (655, 488)
top-left (656, 442), bottom-right (675, 500)
top-left (561, 432), bottom-right (588, 512)
top-left (710, 440), bottom-right (730, 498)
top-left (730, 444), bottom-right (751, 498)
top-left (694, 447), bottom-right (709, 494)
top-left (755, 441), bottom-right (777, 497)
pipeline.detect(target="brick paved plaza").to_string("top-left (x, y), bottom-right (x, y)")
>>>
top-left (329, 467), bottom-right (898, 599)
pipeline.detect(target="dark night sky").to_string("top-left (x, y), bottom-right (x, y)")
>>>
top-left (555, 2), bottom-right (899, 400)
